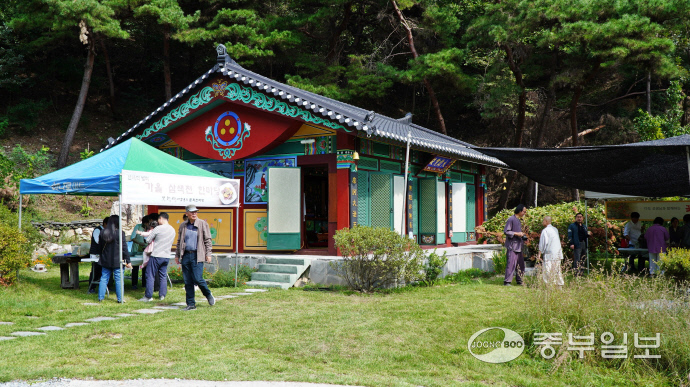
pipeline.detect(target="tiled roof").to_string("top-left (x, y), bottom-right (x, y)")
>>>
top-left (103, 47), bottom-right (507, 169)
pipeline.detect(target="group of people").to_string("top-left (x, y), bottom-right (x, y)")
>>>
top-left (87, 204), bottom-right (216, 310)
top-left (502, 204), bottom-right (684, 286)
top-left (622, 212), bottom-right (686, 275)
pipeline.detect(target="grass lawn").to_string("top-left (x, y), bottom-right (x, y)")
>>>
top-left (0, 263), bottom-right (680, 386)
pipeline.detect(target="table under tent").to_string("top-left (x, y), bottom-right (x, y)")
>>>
top-left (19, 138), bottom-right (238, 296)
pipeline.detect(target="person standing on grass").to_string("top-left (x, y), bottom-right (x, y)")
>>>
top-left (138, 212), bottom-right (176, 302)
top-left (537, 216), bottom-right (564, 286)
top-left (645, 217), bottom-right (669, 276)
top-left (175, 204), bottom-right (215, 310)
top-left (129, 215), bottom-right (149, 290)
top-left (87, 217), bottom-right (110, 294)
top-left (97, 215), bottom-right (132, 303)
top-left (504, 204), bottom-right (527, 286)
top-left (567, 213), bottom-right (591, 275)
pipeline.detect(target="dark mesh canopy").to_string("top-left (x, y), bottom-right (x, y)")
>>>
top-left (475, 135), bottom-right (690, 197)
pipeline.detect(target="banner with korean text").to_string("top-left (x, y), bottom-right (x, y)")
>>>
top-left (122, 170), bottom-right (240, 207)
top-left (606, 200), bottom-right (690, 221)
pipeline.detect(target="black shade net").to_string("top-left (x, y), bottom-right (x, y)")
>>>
top-left (474, 135), bottom-right (690, 198)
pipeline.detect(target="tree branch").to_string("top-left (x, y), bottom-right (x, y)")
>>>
top-left (578, 89), bottom-right (667, 107)
top-left (555, 125), bottom-right (605, 148)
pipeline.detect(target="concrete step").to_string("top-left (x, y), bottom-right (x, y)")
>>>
top-left (245, 280), bottom-right (290, 290)
top-left (265, 258), bottom-right (306, 266)
top-left (251, 272), bottom-right (295, 283)
top-left (258, 263), bottom-right (299, 274)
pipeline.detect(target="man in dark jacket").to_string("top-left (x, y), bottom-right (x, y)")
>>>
top-left (175, 204), bottom-right (215, 310)
top-left (568, 213), bottom-right (590, 274)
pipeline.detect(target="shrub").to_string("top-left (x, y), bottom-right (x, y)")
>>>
top-left (491, 249), bottom-right (507, 274)
top-left (208, 264), bottom-right (256, 288)
top-left (0, 203), bottom-right (40, 253)
top-left (0, 223), bottom-right (31, 285)
top-left (332, 226), bottom-right (425, 292)
top-left (659, 248), bottom-right (690, 282)
top-left (422, 249), bottom-right (447, 286)
top-left (476, 202), bottom-right (624, 258)
top-left (7, 99), bottom-right (50, 134)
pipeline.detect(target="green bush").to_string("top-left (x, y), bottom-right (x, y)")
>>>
top-left (0, 116), bottom-right (7, 138)
top-left (0, 203), bottom-right (40, 253)
top-left (0, 223), bottom-right (31, 285)
top-left (491, 249), bottom-right (507, 274)
top-left (208, 264), bottom-right (256, 288)
top-left (659, 248), bottom-right (690, 282)
top-left (7, 99), bottom-right (50, 134)
top-left (444, 268), bottom-right (492, 284)
top-left (332, 226), bottom-right (425, 292)
top-left (422, 249), bottom-right (447, 286)
top-left (476, 202), bottom-right (624, 258)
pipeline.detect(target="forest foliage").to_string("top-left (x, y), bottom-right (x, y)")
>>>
top-left (2, 0), bottom-right (690, 208)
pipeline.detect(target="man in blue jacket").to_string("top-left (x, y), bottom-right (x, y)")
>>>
top-left (568, 213), bottom-right (590, 274)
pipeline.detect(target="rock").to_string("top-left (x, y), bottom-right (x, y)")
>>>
top-left (75, 228), bottom-right (83, 235)
top-left (43, 228), bottom-right (51, 234)
top-left (32, 248), bottom-right (48, 260)
top-left (52, 230), bottom-right (60, 237)
top-left (47, 243), bottom-right (61, 253)
top-left (63, 230), bottom-right (76, 240)
top-left (62, 244), bottom-right (72, 252)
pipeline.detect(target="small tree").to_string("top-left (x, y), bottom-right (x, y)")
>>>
top-left (332, 226), bottom-right (425, 292)
top-left (0, 223), bottom-right (30, 286)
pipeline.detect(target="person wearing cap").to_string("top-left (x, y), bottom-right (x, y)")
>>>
top-left (175, 204), bottom-right (215, 310)
top-left (504, 204), bottom-right (527, 286)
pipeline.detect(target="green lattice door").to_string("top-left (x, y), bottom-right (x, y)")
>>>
top-left (370, 172), bottom-right (393, 229)
top-left (411, 178), bottom-right (419, 240)
top-left (419, 177), bottom-right (437, 244)
top-left (466, 184), bottom-right (476, 242)
top-left (357, 171), bottom-right (370, 226)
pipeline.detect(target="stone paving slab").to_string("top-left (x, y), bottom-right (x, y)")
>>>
top-left (244, 289), bottom-right (268, 293)
top-left (0, 322), bottom-right (14, 325)
top-left (65, 323), bottom-right (89, 327)
top-left (115, 313), bottom-right (136, 317)
top-left (85, 317), bottom-right (117, 322)
top-left (172, 302), bottom-right (187, 306)
top-left (152, 306), bottom-right (180, 310)
top-left (10, 331), bottom-right (45, 337)
top-left (82, 303), bottom-right (100, 306)
top-left (0, 336), bottom-right (16, 341)
top-left (37, 326), bottom-right (65, 331)
top-left (216, 295), bottom-right (238, 299)
top-left (132, 309), bottom-right (164, 314)
top-left (230, 293), bottom-right (253, 296)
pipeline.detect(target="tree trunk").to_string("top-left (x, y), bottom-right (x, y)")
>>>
top-left (525, 85), bottom-right (555, 205)
top-left (163, 24), bottom-right (172, 101)
top-left (391, 0), bottom-right (447, 135)
top-left (646, 71), bottom-right (651, 114)
top-left (326, 1), bottom-right (352, 64)
top-left (99, 37), bottom-right (116, 115)
top-left (57, 38), bottom-right (96, 169)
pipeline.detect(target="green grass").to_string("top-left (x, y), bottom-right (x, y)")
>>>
top-left (0, 264), bottom-right (684, 386)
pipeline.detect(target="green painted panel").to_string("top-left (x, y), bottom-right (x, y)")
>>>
top-left (370, 173), bottom-right (392, 229)
top-left (262, 141), bottom-right (304, 156)
top-left (411, 178), bottom-right (419, 239)
top-left (419, 177), bottom-right (437, 244)
top-left (372, 142), bottom-right (390, 157)
top-left (359, 157), bottom-right (379, 171)
top-left (462, 173), bottom-right (475, 184)
top-left (467, 184), bottom-right (476, 241)
top-left (266, 233), bottom-right (300, 250)
top-left (358, 171), bottom-right (370, 226)
top-left (379, 160), bottom-right (401, 174)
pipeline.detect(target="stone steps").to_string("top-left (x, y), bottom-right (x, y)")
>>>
top-left (246, 257), bottom-right (310, 290)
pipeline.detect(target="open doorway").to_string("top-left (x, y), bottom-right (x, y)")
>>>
top-left (302, 165), bottom-right (329, 249)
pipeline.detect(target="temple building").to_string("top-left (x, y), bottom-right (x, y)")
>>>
top-left (103, 45), bottom-right (506, 255)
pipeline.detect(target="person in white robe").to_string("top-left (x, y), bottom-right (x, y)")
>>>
top-left (537, 216), bottom-right (564, 286)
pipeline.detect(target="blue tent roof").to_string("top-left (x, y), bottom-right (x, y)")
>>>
top-left (20, 138), bottom-right (222, 195)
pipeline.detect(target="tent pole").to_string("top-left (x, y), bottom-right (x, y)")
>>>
top-left (401, 129), bottom-right (411, 237)
top-left (119, 194), bottom-right (124, 300)
top-left (585, 199), bottom-right (589, 275)
top-left (18, 195), bottom-right (22, 231)
top-left (235, 205), bottom-right (239, 287)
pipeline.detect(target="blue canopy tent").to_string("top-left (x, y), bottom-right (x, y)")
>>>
top-left (19, 138), bottom-right (237, 296)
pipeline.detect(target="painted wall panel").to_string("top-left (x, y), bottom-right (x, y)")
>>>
top-left (393, 176), bottom-right (404, 235)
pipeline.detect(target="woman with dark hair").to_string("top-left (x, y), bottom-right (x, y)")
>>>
top-left (645, 216), bottom-right (669, 276)
top-left (97, 215), bottom-right (132, 303)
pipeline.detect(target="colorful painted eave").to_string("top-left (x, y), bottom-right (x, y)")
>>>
top-left (103, 46), bottom-right (507, 169)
